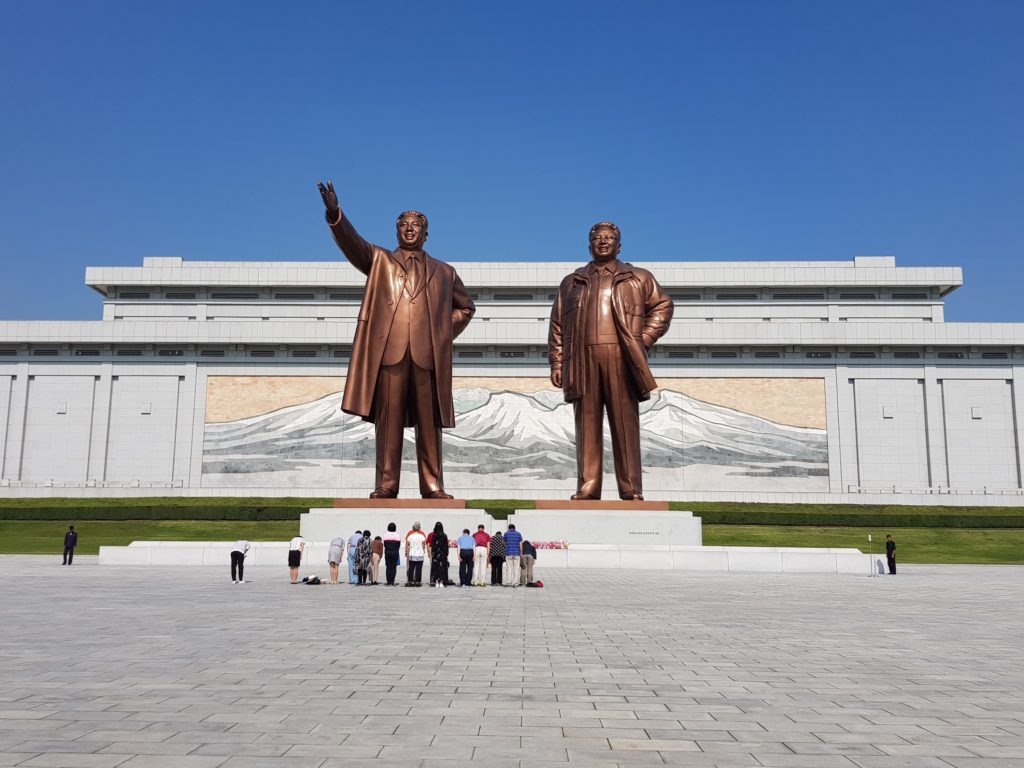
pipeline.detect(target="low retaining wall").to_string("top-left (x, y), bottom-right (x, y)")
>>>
top-left (98, 540), bottom-right (878, 574)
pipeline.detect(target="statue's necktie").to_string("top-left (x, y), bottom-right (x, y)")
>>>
top-left (406, 254), bottom-right (420, 295)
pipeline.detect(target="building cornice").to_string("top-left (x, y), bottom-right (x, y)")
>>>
top-left (85, 256), bottom-right (963, 294)
top-left (0, 320), bottom-right (1020, 347)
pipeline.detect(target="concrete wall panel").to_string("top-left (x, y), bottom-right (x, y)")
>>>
top-left (943, 379), bottom-right (1020, 490)
top-left (21, 375), bottom-right (97, 482)
top-left (105, 375), bottom-right (182, 482)
top-left (853, 378), bottom-right (929, 488)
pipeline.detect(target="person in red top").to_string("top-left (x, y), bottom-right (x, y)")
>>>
top-left (472, 524), bottom-right (491, 587)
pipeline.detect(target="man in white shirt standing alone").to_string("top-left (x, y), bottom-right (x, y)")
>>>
top-left (231, 540), bottom-right (250, 584)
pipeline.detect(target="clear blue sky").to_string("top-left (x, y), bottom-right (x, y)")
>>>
top-left (1, 1), bottom-right (1021, 321)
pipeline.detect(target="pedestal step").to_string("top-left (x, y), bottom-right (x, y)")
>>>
top-left (98, 540), bottom-right (880, 574)
top-left (508, 508), bottom-right (702, 547)
top-left (301, 508), bottom-right (497, 542)
top-left (333, 498), bottom-right (467, 509)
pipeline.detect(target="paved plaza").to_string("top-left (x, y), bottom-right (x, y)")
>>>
top-left (0, 558), bottom-right (1022, 768)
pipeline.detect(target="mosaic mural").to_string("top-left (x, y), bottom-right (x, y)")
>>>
top-left (201, 376), bottom-right (829, 492)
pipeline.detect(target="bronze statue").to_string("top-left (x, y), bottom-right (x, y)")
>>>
top-left (318, 181), bottom-right (475, 499)
top-left (548, 222), bottom-right (673, 500)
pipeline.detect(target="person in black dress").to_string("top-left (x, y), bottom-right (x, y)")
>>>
top-left (429, 521), bottom-right (449, 588)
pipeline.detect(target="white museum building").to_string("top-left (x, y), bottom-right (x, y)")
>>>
top-left (1, 254), bottom-right (1022, 505)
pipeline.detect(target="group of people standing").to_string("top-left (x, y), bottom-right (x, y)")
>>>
top-left (474, 523), bottom-right (538, 587)
top-left (284, 521), bottom-right (538, 588)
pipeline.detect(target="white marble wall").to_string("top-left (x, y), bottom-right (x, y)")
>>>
top-left (1, 360), bottom-right (1023, 503)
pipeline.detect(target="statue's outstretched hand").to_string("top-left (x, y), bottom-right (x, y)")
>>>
top-left (317, 181), bottom-right (340, 221)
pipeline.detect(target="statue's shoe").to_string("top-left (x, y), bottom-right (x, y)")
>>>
top-left (423, 490), bottom-right (454, 500)
top-left (620, 492), bottom-right (645, 501)
top-left (369, 488), bottom-right (397, 499)
top-left (570, 493), bottom-right (599, 501)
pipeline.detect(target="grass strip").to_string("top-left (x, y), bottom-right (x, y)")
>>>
top-left (4, 498), bottom-right (1023, 527)
top-left (702, 525), bottom-right (1024, 564)
top-left (4, 520), bottom-right (1024, 564)
top-left (0, 521), bottom-right (299, 555)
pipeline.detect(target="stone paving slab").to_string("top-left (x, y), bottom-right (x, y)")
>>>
top-left (0, 558), bottom-right (1022, 767)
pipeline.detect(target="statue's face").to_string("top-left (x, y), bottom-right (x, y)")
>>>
top-left (396, 214), bottom-right (427, 249)
top-left (589, 226), bottom-right (621, 264)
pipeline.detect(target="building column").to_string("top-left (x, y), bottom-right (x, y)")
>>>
top-left (0, 374), bottom-right (14, 481)
top-left (173, 364), bottom-right (198, 486)
top-left (1012, 366), bottom-right (1024, 489)
top-left (87, 364), bottom-right (113, 481)
top-left (831, 370), bottom-right (864, 495)
top-left (186, 369), bottom-right (207, 490)
top-left (825, 367), bottom-right (845, 493)
top-left (2, 365), bottom-right (30, 480)
top-left (922, 367), bottom-right (948, 489)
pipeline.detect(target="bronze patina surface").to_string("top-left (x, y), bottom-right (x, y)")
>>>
top-left (548, 222), bottom-right (673, 501)
top-left (318, 181), bottom-right (475, 499)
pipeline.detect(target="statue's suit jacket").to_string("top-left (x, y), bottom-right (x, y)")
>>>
top-left (548, 261), bottom-right (673, 402)
top-left (328, 210), bottom-right (475, 427)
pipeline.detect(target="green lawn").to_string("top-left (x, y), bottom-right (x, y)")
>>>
top-left (0, 521), bottom-right (299, 555)
top-left (4, 497), bottom-right (1023, 529)
top-left (0, 497), bottom-right (331, 509)
top-left (703, 525), bottom-right (1024, 564)
top-left (3, 520), bottom-right (1023, 564)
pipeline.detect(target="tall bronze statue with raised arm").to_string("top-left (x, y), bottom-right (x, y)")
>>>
top-left (548, 222), bottom-right (673, 501)
top-left (318, 181), bottom-right (475, 499)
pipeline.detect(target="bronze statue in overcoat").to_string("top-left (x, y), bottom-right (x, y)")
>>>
top-left (548, 222), bottom-right (673, 500)
top-left (318, 182), bottom-right (475, 499)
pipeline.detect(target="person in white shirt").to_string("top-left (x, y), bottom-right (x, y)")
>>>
top-left (230, 540), bottom-right (250, 584)
top-left (288, 535), bottom-right (305, 584)
top-left (405, 522), bottom-right (427, 586)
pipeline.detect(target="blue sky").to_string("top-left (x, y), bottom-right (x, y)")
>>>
top-left (1, 0), bottom-right (1020, 321)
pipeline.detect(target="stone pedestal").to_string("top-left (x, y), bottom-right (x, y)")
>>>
top-left (533, 500), bottom-right (669, 511)
top-left (98, 501), bottom-right (876, 574)
top-left (507, 507), bottom-right (703, 547)
top-left (300, 505), bottom-right (497, 542)
top-left (332, 498), bottom-right (466, 509)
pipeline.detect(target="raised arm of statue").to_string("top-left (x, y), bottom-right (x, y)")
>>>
top-left (318, 180), bottom-right (375, 276)
top-left (318, 180), bottom-right (340, 222)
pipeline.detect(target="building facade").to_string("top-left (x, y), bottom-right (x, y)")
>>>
top-left (1, 255), bottom-right (1022, 504)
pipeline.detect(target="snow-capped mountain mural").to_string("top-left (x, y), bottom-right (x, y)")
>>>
top-left (201, 379), bottom-right (829, 492)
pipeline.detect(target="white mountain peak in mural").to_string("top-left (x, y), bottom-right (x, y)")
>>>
top-left (454, 390), bottom-right (571, 446)
top-left (652, 389), bottom-right (821, 459)
top-left (203, 386), bottom-right (827, 481)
